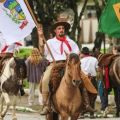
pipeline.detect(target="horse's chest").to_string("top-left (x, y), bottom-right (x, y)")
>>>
top-left (56, 91), bottom-right (81, 113)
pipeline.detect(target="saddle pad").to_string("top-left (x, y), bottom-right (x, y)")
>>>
top-left (98, 53), bottom-right (119, 67)
top-left (49, 62), bottom-right (66, 93)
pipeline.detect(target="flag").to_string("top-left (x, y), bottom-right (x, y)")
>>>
top-left (1, 42), bottom-right (22, 53)
top-left (0, 32), bottom-right (7, 52)
top-left (0, 0), bottom-right (36, 44)
top-left (99, 0), bottom-right (120, 38)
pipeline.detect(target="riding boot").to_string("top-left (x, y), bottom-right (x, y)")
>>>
top-left (40, 93), bottom-right (50, 115)
top-left (82, 87), bottom-right (96, 113)
top-left (19, 85), bottom-right (25, 96)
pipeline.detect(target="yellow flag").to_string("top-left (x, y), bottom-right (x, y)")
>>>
top-left (113, 3), bottom-right (120, 22)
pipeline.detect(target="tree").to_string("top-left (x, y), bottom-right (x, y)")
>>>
top-left (28, 0), bottom-right (85, 47)
top-left (28, 0), bottom-right (106, 48)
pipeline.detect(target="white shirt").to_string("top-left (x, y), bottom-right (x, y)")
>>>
top-left (80, 56), bottom-right (98, 76)
top-left (44, 36), bottom-right (80, 62)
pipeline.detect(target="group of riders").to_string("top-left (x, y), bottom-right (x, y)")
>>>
top-left (0, 19), bottom-right (120, 119)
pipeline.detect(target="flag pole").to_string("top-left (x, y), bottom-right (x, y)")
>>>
top-left (24, 0), bottom-right (56, 63)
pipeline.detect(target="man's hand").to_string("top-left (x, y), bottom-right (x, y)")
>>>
top-left (37, 24), bottom-right (45, 56)
top-left (37, 24), bottom-right (44, 37)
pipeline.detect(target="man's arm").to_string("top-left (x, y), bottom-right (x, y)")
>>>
top-left (37, 24), bottom-right (45, 56)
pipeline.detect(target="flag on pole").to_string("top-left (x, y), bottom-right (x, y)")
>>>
top-left (99, 0), bottom-right (120, 38)
top-left (1, 42), bottom-right (22, 53)
top-left (0, 0), bottom-right (36, 45)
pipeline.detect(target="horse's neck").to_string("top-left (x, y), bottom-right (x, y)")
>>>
top-left (60, 72), bottom-right (77, 94)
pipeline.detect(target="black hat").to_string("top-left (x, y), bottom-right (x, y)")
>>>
top-left (51, 21), bottom-right (71, 31)
top-left (81, 47), bottom-right (90, 54)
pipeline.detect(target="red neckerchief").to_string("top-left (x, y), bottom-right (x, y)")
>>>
top-left (56, 36), bottom-right (72, 54)
top-left (105, 66), bottom-right (110, 89)
top-left (84, 54), bottom-right (91, 57)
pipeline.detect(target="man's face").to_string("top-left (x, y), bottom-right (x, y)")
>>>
top-left (54, 25), bottom-right (65, 37)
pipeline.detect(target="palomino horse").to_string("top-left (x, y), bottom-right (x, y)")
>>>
top-left (0, 57), bottom-right (27, 120)
top-left (47, 53), bottom-right (82, 120)
top-left (98, 53), bottom-right (120, 117)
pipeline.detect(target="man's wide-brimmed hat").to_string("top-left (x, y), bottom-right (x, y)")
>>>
top-left (52, 21), bottom-right (71, 31)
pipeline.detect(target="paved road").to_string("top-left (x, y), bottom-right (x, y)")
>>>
top-left (4, 112), bottom-right (120, 120)
top-left (5, 112), bottom-right (44, 120)
top-left (0, 92), bottom-right (118, 120)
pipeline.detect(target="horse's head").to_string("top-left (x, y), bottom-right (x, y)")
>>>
top-left (66, 53), bottom-right (82, 87)
top-left (14, 57), bottom-right (27, 79)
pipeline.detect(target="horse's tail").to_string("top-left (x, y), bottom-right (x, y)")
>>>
top-left (113, 57), bottom-right (120, 84)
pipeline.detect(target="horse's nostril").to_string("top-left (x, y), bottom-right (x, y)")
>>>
top-left (73, 80), bottom-right (81, 85)
top-left (73, 80), bottom-right (76, 83)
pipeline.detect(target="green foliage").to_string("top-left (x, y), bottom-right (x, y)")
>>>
top-left (23, 79), bottom-right (29, 88)
top-left (15, 47), bottom-right (32, 58)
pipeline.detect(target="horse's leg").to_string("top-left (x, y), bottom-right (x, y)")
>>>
top-left (46, 111), bottom-right (59, 120)
top-left (60, 113), bottom-right (69, 120)
top-left (1, 92), bottom-right (10, 118)
top-left (71, 113), bottom-right (79, 120)
top-left (11, 95), bottom-right (17, 120)
top-left (0, 94), bottom-right (4, 120)
top-left (113, 87), bottom-right (120, 117)
top-left (46, 112), bottom-right (53, 120)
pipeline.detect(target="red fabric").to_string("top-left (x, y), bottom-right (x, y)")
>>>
top-left (56, 36), bottom-right (72, 54)
top-left (84, 55), bottom-right (91, 57)
top-left (1, 45), bottom-right (8, 53)
top-left (14, 42), bottom-right (22, 46)
top-left (105, 66), bottom-right (110, 89)
top-left (1, 42), bottom-right (22, 53)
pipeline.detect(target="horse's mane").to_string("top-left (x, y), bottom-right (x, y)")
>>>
top-left (49, 62), bottom-right (66, 93)
top-left (14, 57), bottom-right (27, 79)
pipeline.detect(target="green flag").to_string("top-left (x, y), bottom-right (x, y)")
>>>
top-left (99, 0), bottom-right (120, 38)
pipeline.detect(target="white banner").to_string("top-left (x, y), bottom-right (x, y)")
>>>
top-left (0, 0), bottom-right (36, 45)
top-left (0, 32), bottom-right (7, 52)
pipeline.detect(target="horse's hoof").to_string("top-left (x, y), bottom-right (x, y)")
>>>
top-left (12, 117), bottom-right (17, 120)
top-left (90, 115), bottom-right (95, 119)
top-left (0, 114), bottom-right (5, 118)
top-left (78, 115), bottom-right (84, 119)
top-left (0, 116), bottom-right (3, 120)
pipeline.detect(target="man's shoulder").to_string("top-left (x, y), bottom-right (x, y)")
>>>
top-left (81, 56), bottom-right (97, 61)
top-left (47, 37), bottom-right (56, 43)
top-left (88, 56), bottom-right (98, 61)
top-left (66, 36), bottom-right (74, 42)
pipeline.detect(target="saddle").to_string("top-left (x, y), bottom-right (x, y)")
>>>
top-left (98, 53), bottom-right (119, 67)
top-left (49, 62), bottom-right (66, 94)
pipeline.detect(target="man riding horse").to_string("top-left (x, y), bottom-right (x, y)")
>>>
top-left (39, 18), bottom-right (97, 115)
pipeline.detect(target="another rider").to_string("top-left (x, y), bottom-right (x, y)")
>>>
top-left (40, 19), bottom-right (96, 115)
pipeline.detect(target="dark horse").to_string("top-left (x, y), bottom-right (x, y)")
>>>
top-left (98, 53), bottom-right (120, 117)
top-left (45, 53), bottom-right (83, 120)
top-left (0, 57), bottom-right (27, 120)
